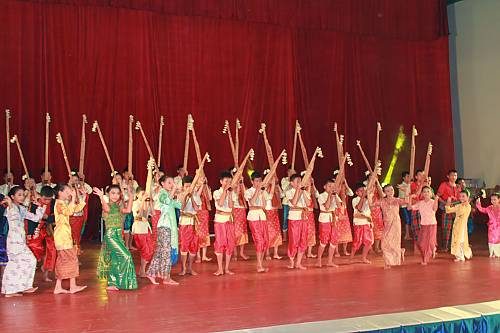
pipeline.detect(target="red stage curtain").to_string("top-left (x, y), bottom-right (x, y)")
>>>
top-left (0, 0), bottom-right (453, 189)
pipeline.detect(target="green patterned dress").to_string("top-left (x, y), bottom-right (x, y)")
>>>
top-left (97, 202), bottom-right (137, 289)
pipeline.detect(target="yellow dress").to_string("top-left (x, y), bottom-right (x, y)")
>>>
top-left (54, 199), bottom-right (86, 251)
top-left (446, 203), bottom-right (472, 260)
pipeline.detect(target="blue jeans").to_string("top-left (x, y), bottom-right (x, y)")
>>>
top-left (282, 205), bottom-right (289, 231)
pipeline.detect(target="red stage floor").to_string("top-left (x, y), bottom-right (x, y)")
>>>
top-left (1, 231), bottom-right (500, 333)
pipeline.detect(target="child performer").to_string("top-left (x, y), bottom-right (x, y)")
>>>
top-left (36, 169), bottom-right (56, 193)
top-left (286, 174), bottom-right (310, 270)
top-left (196, 177), bottom-right (213, 263)
top-left (68, 173), bottom-right (90, 256)
top-left (408, 187), bottom-right (439, 265)
top-left (1, 187), bottom-right (42, 297)
top-left (146, 175), bottom-right (181, 285)
top-left (316, 179), bottom-right (341, 268)
top-left (476, 194), bottom-right (500, 258)
top-left (369, 186), bottom-right (384, 254)
top-left (53, 184), bottom-right (87, 294)
top-left (233, 178), bottom-right (249, 260)
top-left (95, 184), bottom-right (137, 290)
top-left (335, 180), bottom-right (353, 256)
top-left (445, 191), bottom-right (472, 262)
top-left (150, 170), bottom-right (164, 253)
top-left (245, 171), bottom-right (270, 273)
top-left (178, 176), bottom-right (202, 276)
top-left (349, 183), bottom-right (374, 264)
top-left (132, 188), bottom-right (153, 278)
top-left (410, 170), bottom-right (426, 254)
top-left (373, 185), bottom-right (407, 269)
top-left (280, 168), bottom-right (295, 242)
top-left (437, 170), bottom-right (460, 251)
top-left (0, 193), bottom-right (7, 276)
top-left (213, 171), bottom-right (236, 276)
top-left (398, 172), bottom-right (412, 240)
top-left (306, 178), bottom-right (318, 258)
top-left (265, 178), bottom-right (283, 260)
top-left (0, 171), bottom-right (16, 195)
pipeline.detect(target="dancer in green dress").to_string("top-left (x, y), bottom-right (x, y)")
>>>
top-left (94, 184), bottom-right (137, 291)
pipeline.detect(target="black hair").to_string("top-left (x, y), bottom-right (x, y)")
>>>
top-left (491, 193), bottom-right (500, 199)
top-left (325, 178), bottom-right (335, 184)
top-left (421, 186), bottom-right (432, 192)
top-left (457, 178), bottom-right (464, 183)
top-left (70, 169), bottom-right (80, 178)
top-left (182, 175), bottom-right (194, 185)
top-left (289, 174), bottom-right (301, 182)
top-left (54, 183), bottom-right (69, 198)
top-left (415, 169), bottom-right (424, 175)
top-left (8, 185), bottom-right (24, 198)
top-left (448, 169), bottom-right (458, 175)
top-left (354, 182), bottom-right (365, 192)
top-left (40, 186), bottom-right (55, 198)
top-left (401, 171), bottom-right (410, 178)
top-left (219, 171), bottom-right (233, 180)
top-left (251, 171), bottom-right (262, 180)
top-left (177, 165), bottom-right (184, 171)
top-left (106, 184), bottom-right (121, 193)
top-left (40, 168), bottom-right (52, 175)
top-left (460, 189), bottom-right (470, 197)
top-left (122, 167), bottom-right (130, 173)
top-left (382, 184), bottom-right (393, 191)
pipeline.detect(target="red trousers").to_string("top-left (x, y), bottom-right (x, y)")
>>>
top-left (287, 219), bottom-right (308, 258)
top-left (27, 228), bottom-right (56, 272)
top-left (134, 233), bottom-right (154, 262)
top-left (214, 222), bottom-right (235, 255)
top-left (248, 220), bottom-right (269, 254)
top-left (179, 225), bottom-right (199, 255)
top-left (352, 225), bottom-right (374, 253)
top-left (319, 222), bottom-right (339, 246)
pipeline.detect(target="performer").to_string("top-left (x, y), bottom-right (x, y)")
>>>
top-left (173, 164), bottom-right (187, 222)
top-left (213, 171), bottom-right (236, 276)
top-left (408, 187), bottom-right (439, 265)
top-left (0, 193), bottom-right (7, 275)
top-left (1, 187), bottom-right (42, 297)
top-left (0, 171), bottom-right (16, 196)
top-left (286, 174), bottom-right (310, 270)
top-left (445, 191), bottom-right (472, 262)
top-left (306, 179), bottom-right (318, 258)
top-left (178, 175), bottom-right (202, 276)
top-left (131, 187), bottom-right (153, 278)
top-left (349, 183), bottom-right (374, 264)
top-left (36, 169), bottom-right (56, 193)
top-left (476, 193), bottom-right (500, 258)
top-left (398, 171), bottom-right (412, 240)
top-left (265, 179), bottom-right (283, 260)
top-left (196, 177), bottom-right (213, 263)
top-left (27, 186), bottom-right (57, 282)
top-left (233, 178), bottom-right (249, 261)
top-left (280, 168), bottom-right (295, 242)
top-left (335, 181), bottom-right (353, 255)
top-left (95, 184), bottom-right (137, 290)
top-left (53, 184), bottom-right (87, 294)
top-left (370, 188), bottom-right (384, 254)
top-left (68, 173), bottom-right (90, 256)
top-left (372, 185), bottom-right (406, 269)
top-left (245, 171), bottom-right (270, 273)
top-left (316, 179), bottom-right (340, 268)
top-left (409, 170), bottom-right (426, 254)
top-left (437, 170), bottom-right (460, 251)
top-left (146, 175), bottom-right (180, 285)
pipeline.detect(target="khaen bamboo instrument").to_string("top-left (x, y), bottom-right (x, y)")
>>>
top-left (291, 120), bottom-right (300, 171)
top-left (128, 115), bottom-right (134, 175)
top-left (44, 113), bottom-right (51, 181)
top-left (222, 120), bottom-right (238, 168)
top-left (300, 147), bottom-right (323, 187)
top-left (409, 125), bottom-right (418, 179)
top-left (5, 109), bottom-right (11, 182)
top-left (261, 150), bottom-right (287, 189)
top-left (135, 121), bottom-right (156, 166)
top-left (55, 133), bottom-right (72, 177)
top-left (10, 135), bottom-right (30, 180)
top-left (92, 120), bottom-right (117, 177)
top-left (374, 122), bottom-right (382, 170)
top-left (333, 122), bottom-right (345, 166)
top-left (423, 142), bottom-right (433, 180)
top-left (79, 114), bottom-right (87, 177)
top-left (157, 116), bottom-right (164, 168)
top-left (229, 149), bottom-right (255, 189)
top-left (187, 153), bottom-right (211, 195)
top-left (183, 114), bottom-right (191, 172)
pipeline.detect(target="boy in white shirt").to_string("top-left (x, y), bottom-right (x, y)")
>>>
top-left (316, 179), bottom-right (341, 268)
top-left (350, 183), bottom-right (374, 264)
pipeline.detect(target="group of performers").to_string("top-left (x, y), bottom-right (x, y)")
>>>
top-left (0, 114), bottom-right (499, 297)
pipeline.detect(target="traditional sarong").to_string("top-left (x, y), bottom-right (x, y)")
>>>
top-left (306, 211), bottom-right (316, 247)
top-left (134, 233), bottom-right (154, 262)
top-left (69, 215), bottom-right (85, 246)
top-left (214, 222), bottom-right (235, 255)
top-left (336, 208), bottom-right (353, 244)
top-left (371, 206), bottom-right (384, 240)
top-left (441, 212), bottom-right (455, 249)
top-left (417, 225), bottom-right (437, 263)
top-left (98, 227), bottom-right (137, 289)
top-left (146, 227), bottom-right (173, 279)
top-left (319, 222), bottom-right (339, 246)
top-left (233, 207), bottom-right (248, 246)
top-left (55, 247), bottom-right (79, 280)
top-left (123, 213), bottom-right (134, 233)
top-left (411, 210), bottom-right (422, 241)
top-left (196, 209), bottom-right (211, 248)
top-left (287, 219), bottom-right (308, 258)
top-left (179, 225), bottom-right (198, 255)
top-left (266, 209), bottom-right (282, 248)
top-left (351, 225), bottom-right (374, 253)
top-left (249, 220), bottom-right (269, 253)
top-left (381, 210), bottom-right (403, 266)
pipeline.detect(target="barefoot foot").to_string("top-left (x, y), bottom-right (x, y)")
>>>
top-left (147, 276), bottom-right (159, 285)
top-left (70, 285), bottom-right (87, 294)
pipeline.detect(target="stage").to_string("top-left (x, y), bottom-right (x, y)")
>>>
top-left (1, 230), bottom-right (500, 333)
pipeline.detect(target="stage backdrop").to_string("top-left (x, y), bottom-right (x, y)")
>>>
top-left (0, 0), bottom-right (453, 188)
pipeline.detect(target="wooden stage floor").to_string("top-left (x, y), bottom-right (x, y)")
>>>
top-left (1, 230), bottom-right (500, 333)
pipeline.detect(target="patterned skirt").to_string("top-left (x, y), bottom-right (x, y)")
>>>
top-left (336, 209), bottom-right (353, 243)
top-left (55, 247), bottom-right (79, 280)
top-left (233, 208), bottom-right (248, 246)
top-left (371, 207), bottom-right (384, 240)
top-left (1, 240), bottom-right (36, 294)
top-left (147, 227), bottom-right (173, 278)
top-left (307, 211), bottom-right (316, 247)
top-left (97, 227), bottom-right (137, 289)
top-left (196, 209), bottom-right (211, 248)
top-left (266, 209), bottom-right (282, 248)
